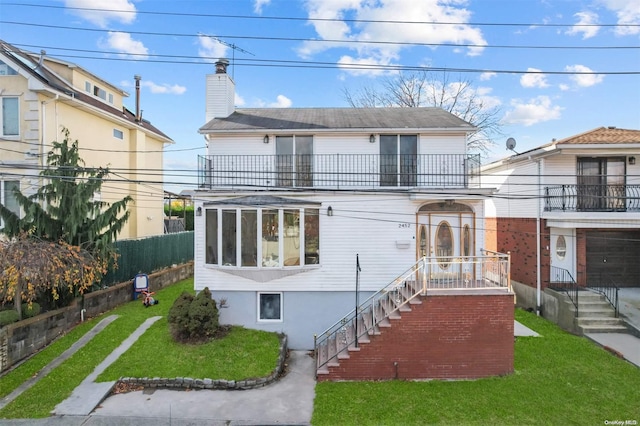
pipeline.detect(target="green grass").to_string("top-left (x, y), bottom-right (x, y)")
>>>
top-left (0, 278), bottom-right (281, 419)
top-left (312, 309), bottom-right (640, 425)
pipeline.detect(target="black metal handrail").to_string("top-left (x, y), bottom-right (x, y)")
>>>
top-left (198, 153), bottom-right (481, 189)
top-left (588, 274), bottom-right (619, 317)
top-left (545, 184), bottom-right (640, 212)
top-left (549, 266), bottom-right (579, 317)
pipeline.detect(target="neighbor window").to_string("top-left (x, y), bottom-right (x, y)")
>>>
top-left (85, 81), bottom-right (91, 92)
top-left (108, 93), bottom-right (114, 104)
top-left (113, 129), bottom-right (123, 139)
top-left (258, 292), bottom-right (282, 321)
top-left (93, 85), bottom-right (106, 100)
top-left (0, 180), bottom-right (20, 228)
top-left (0, 61), bottom-right (18, 75)
top-left (1, 97), bottom-right (19, 136)
top-left (205, 207), bottom-right (319, 268)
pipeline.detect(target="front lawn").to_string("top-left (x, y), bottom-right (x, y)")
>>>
top-left (0, 278), bottom-right (281, 419)
top-left (312, 309), bottom-right (640, 425)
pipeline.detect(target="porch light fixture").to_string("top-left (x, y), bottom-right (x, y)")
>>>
top-left (327, 206), bottom-right (333, 216)
top-left (369, 134), bottom-right (375, 143)
top-left (196, 206), bottom-right (202, 216)
top-left (629, 156), bottom-right (636, 165)
top-left (263, 135), bottom-right (270, 144)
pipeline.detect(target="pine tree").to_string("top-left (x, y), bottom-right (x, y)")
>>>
top-left (0, 128), bottom-right (132, 259)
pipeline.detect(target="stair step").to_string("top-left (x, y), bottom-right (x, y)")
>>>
top-left (579, 308), bottom-right (617, 318)
top-left (580, 324), bottom-right (628, 334)
top-left (576, 317), bottom-right (624, 326)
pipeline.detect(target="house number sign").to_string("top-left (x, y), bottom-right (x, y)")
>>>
top-left (398, 223), bottom-right (411, 228)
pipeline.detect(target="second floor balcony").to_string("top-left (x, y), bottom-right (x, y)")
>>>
top-left (545, 184), bottom-right (640, 212)
top-left (198, 153), bottom-right (481, 190)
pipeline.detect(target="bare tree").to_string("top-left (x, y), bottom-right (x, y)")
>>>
top-left (343, 71), bottom-right (503, 154)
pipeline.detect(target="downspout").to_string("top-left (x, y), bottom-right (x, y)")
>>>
top-left (536, 158), bottom-right (542, 316)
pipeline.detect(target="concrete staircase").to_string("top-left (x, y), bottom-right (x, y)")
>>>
top-left (576, 290), bottom-right (627, 334)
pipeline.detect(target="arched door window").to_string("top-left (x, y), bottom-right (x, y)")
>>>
top-left (436, 221), bottom-right (453, 268)
top-left (556, 235), bottom-right (567, 260)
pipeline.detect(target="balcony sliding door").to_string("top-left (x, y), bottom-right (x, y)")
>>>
top-left (380, 135), bottom-right (417, 187)
top-left (577, 157), bottom-right (626, 211)
top-left (276, 136), bottom-right (313, 188)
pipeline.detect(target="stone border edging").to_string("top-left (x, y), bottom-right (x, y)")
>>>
top-left (116, 334), bottom-right (288, 391)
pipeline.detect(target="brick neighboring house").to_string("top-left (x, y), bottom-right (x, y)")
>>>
top-left (193, 60), bottom-right (514, 380)
top-left (481, 127), bottom-right (640, 317)
top-left (0, 40), bottom-right (173, 239)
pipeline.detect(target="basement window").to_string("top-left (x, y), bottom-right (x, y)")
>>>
top-left (258, 292), bottom-right (282, 322)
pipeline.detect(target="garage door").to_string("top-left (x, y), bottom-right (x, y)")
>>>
top-left (586, 231), bottom-right (640, 288)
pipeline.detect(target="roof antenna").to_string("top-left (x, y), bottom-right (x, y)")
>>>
top-left (198, 33), bottom-right (254, 79)
top-left (38, 49), bottom-right (46, 67)
top-left (506, 137), bottom-right (519, 155)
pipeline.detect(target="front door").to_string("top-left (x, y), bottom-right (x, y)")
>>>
top-left (549, 228), bottom-right (576, 283)
top-left (417, 207), bottom-right (475, 280)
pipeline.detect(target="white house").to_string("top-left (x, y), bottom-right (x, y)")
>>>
top-left (193, 60), bottom-right (500, 349)
top-left (481, 127), bottom-right (640, 321)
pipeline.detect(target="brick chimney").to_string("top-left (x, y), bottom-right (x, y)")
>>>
top-left (205, 58), bottom-right (235, 122)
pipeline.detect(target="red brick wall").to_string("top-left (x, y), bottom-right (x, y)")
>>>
top-left (318, 292), bottom-right (514, 381)
top-left (489, 217), bottom-right (550, 289)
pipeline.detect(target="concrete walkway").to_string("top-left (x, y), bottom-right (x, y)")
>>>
top-left (0, 315), bottom-right (119, 411)
top-left (52, 316), bottom-right (162, 417)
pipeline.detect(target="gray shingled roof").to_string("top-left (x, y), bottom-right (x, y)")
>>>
top-left (199, 107), bottom-right (474, 133)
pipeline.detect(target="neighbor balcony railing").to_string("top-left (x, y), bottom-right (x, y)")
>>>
top-left (545, 184), bottom-right (640, 212)
top-left (198, 154), bottom-right (481, 189)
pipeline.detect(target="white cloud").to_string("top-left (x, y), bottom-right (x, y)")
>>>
top-left (254, 0), bottom-right (271, 14)
top-left (235, 93), bottom-right (245, 107)
top-left (559, 83), bottom-right (570, 91)
top-left (479, 72), bottom-right (497, 81)
top-left (565, 11), bottom-right (600, 39)
top-left (337, 55), bottom-right (396, 77)
top-left (102, 32), bottom-right (148, 59)
top-left (65, 0), bottom-right (136, 28)
top-left (298, 0), bottom-right (487, 66)
top-left (252, 95), bottom-right (293, 108)
top-left (197, 35), bottom-right (229, 62)
top-left (270, 95), bottom-right (292, 108)
top-left (141, 81), bottom-right (186, 95)
top-left (565, 64), bottom-right (605, 87)
top-left (520, 68), bottom-right (549, 88)
top-left (598, 0), bottom-right (640, 35)
top-left (502, 96), bottom-right (562, 126)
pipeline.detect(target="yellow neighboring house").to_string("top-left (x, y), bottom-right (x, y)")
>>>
top-left (0, 40), bottom-right (173, 239)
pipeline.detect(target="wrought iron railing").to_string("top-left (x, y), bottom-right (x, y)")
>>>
top-left (588, 274), bottom-right (619, 317)
top-left (313, 252), bottom-right (511, 374)
top-left (548, 266), bottom-right (579, 317)
top-left (198, 153), bottom-right (481, 189)
top-left (545, 184), bottom-right (640, 212)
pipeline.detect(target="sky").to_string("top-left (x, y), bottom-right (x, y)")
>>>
top-left (1, 0), bottom-right (639, 193)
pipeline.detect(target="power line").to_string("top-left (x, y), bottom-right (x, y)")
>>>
top-left (4, 2), bottom-right (637, 28)
top-left (4, 46), bottom-right (638, 75)
top-left (5, 24), bottom-right (639, 51)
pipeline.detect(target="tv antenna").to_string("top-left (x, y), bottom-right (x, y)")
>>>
top-left (198, 33), bottom-right (254, 79)
top-left (506, 137), bottom-right (519, 155)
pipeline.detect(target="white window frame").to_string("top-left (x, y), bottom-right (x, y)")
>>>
top-left (1, 96), bottom-right (19, 137)
top-left (113, 129), bottom-right (124, 140)
top-left (0, 180), bottom-right (20, 228)
top-left (257, 292), bottom-right (283, 322)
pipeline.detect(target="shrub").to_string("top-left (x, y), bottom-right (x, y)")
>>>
top-left (23, 302), bottom-right (41, 318)
top-left (0, 310), bottom-right (20, 327)
top-left (167, 287), bottom-right (220, 343)
top-left (188, 287), bottom-right (219, 338)
top-left (168, 291), bottom-right (194, 341)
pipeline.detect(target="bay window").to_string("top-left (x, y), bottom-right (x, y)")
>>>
top-left (205, 206), bottom-right (319, 268)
